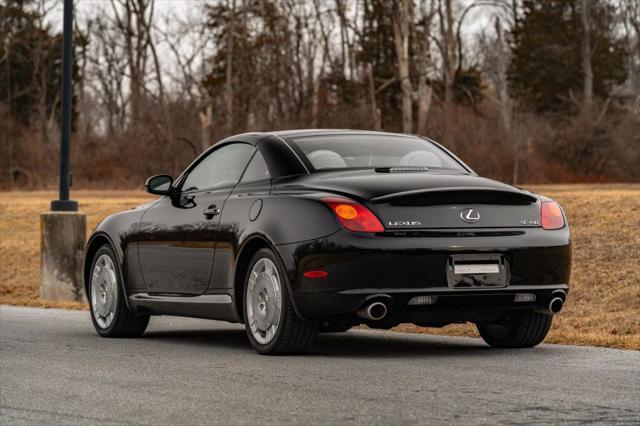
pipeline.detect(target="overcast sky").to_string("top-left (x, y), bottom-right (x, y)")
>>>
top-left (43, 0), bottom-right (492, 94)
top-left (46, 0), bottom-right (491, 38)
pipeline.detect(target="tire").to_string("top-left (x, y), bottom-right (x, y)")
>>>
top-left (88, 244), bottom-right (149, 337)
top-left (477, 310), bottom-right (552, 348)
top-left (243, 248), bottom-right (318, 355)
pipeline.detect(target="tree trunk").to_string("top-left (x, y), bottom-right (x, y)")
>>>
top-left (109, 0), bottom-right (154, 127)
top-left (199, 106), bottom-right (212, 152)
top-left (494, 17), bottom-right (518, 185)
top-left (311, 79), bottom-right (320, 128)
top-left (226, 0), bottom-right (236, 135)
top-left (416, 79), bottom-right (432, 135)
top-left (581, 0), bottom-right (593, 121)
top-left (415, 1), bottom-right (435, 135)
top-left (392, 0), bottom-right (413, 133)
top-left (443, 0), bottom-right (456, 107)
top-left (512, 139), bottom-right (521, 185)
top-left (366, 63), bottom-right (381, 130)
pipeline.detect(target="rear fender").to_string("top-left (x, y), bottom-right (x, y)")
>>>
top-left (233, 233), bottom-right (310, 321)
top-left (230, 194), bottom-right (342, 320)
top-left (258, 193), bottom-right (342, 245)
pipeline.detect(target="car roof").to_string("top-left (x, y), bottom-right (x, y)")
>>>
top-left (270, 129), bottom-right (419, 139)
top-left (211, 129), bottom-right (471, 179)
top-left (220, 129), bottom-right (421, 147)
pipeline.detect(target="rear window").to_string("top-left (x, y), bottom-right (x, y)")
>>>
top-left (289, 134), bottom-right (465, 172)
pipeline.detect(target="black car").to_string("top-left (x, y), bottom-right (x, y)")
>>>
top-left (85, 129), bottom-right (571, 354)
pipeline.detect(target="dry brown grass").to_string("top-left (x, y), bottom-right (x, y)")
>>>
top-left (1, 186), bottom-right (639, 349)
top-left (0, 191), bottom-right (153, 310)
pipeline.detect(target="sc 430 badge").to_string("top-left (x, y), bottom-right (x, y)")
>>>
top-left (388, 220), bottom-right (422, 226)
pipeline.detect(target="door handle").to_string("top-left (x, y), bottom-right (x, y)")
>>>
top-left (203, 205), bottom-right (220, 219)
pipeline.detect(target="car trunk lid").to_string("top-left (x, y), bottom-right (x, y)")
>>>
top-left (370, 187), bottom-right (540, 229)
top-left (275, 170), bottom-right (541, 229)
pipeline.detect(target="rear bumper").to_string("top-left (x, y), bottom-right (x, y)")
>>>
top-left (276, 227), bottom-right (571, 320)
top-left (294, 285), bottom-right (568, 324)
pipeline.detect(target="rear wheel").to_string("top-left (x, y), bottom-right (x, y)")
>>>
top-left (243, 248), bottom-right (318, 355)
top-left (477, 310), bottom-right (552, 348)
top-left (89, 245), bottom-right (149, 337)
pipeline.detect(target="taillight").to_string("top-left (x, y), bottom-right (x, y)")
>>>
top-left (321, 197), bottom-right (385, 233)
top-left (540, 201), bottom-right (565, 230)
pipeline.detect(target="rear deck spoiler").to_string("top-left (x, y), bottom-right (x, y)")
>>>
top-left (371, 187), bottom-right (538, 205)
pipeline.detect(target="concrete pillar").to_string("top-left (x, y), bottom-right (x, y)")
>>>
top-left (40, 212), bottom-right (87, 302)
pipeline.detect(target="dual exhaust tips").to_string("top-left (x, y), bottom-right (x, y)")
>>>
top-left (358, 294), bottom-right (565, 321)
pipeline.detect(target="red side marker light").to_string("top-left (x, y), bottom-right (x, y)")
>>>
top-left (304, 270), bottom-right (329, 279)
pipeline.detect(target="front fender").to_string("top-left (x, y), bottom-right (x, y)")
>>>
top-left (84, 203), bottom-right (153, 308)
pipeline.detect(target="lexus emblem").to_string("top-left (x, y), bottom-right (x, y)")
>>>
top-left (460, 208), bottom-right (480, 223)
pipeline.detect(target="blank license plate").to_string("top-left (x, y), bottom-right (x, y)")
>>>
top-left (454, 264), bottom-right (500, 275)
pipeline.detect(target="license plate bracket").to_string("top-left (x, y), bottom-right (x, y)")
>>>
top-left (446, 254), bottom-right (510, 288)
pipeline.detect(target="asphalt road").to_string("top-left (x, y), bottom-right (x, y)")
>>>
top-left (1, 306), bottom-right (638, 425)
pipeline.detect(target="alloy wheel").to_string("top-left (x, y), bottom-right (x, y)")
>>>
top-left (246, 257), bottom-right (283, 345)
top-left (91, 254), bottom-right (118, 329)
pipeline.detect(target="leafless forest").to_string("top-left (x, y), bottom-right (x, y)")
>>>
top-left (1, 0), bottom-right (639, 188)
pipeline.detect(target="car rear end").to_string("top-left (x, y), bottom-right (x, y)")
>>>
top-left (273, 131), bottom-right (570, 345)
top-left (278, 187), bottom-right (570, 328)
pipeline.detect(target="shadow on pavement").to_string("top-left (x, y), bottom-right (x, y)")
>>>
top-left (143, 328), bottom-right (250, 351)
top-left (311, 331), bottom-right (493, 358)
top-left (141, 326), bottom-right (504, 359)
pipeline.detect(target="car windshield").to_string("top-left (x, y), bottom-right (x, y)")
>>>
top-left (289, 134), bottom-right (465, 172)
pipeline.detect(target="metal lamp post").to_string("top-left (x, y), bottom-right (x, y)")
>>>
top-left (51, 0), bottom-right (78, 211)
top-left (40, 0), bottom-right (86, 302)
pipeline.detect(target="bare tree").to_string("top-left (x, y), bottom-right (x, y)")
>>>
top-left (581, 0), bottom-right (593, 121)
top-left (438, 0), bottom-right (456, 110)
top-left (621, 0), bottom-right (640, 113)
top-left (389, 0), bottom-right (438, 134)
top-left (226, 0), bottom-right (236, 135)
top-left (86, 15), bottom-right (128, 136)
top-left (479, 3), bottom-right (523, 183)
top-left (492, 17), bottom-right (512, 134)
top-left (415, 0), bottom-right (436, 135)
top-left (155, 13), bottom-right (210, 105)
top-left (31, 0), bottom-right (59, 144)
top-left (365, 62), bottom-right (381, 130)
top-left (391, 0), bottom-right (413, 133)
top-left (109, 0), bottom-right (156, 125)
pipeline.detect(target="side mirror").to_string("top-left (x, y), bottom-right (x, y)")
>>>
top-left (145, 174), bottom-right (173, 196)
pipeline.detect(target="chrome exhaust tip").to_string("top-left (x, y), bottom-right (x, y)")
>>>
top-left (549, 297), bottom-right (564, 314)
top-left (357, 301), bottom-right (388, 321)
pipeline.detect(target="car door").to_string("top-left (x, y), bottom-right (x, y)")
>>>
top-left (137, 142), bottom-right (255, 295)
top-left (209, 150), bottom-right (272, 291)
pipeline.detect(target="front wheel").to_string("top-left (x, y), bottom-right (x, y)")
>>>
top-left (477, 310), bottom-right (552, 348)
top-left (89, 245), bottom-right (149, 337)
top-left (243, 248), bottom-right (318, 355)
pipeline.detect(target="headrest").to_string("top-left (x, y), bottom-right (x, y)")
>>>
top-left (399, 151), bottom-right (443, 168)
top-left (307, 150), bottom-right (347, 169)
